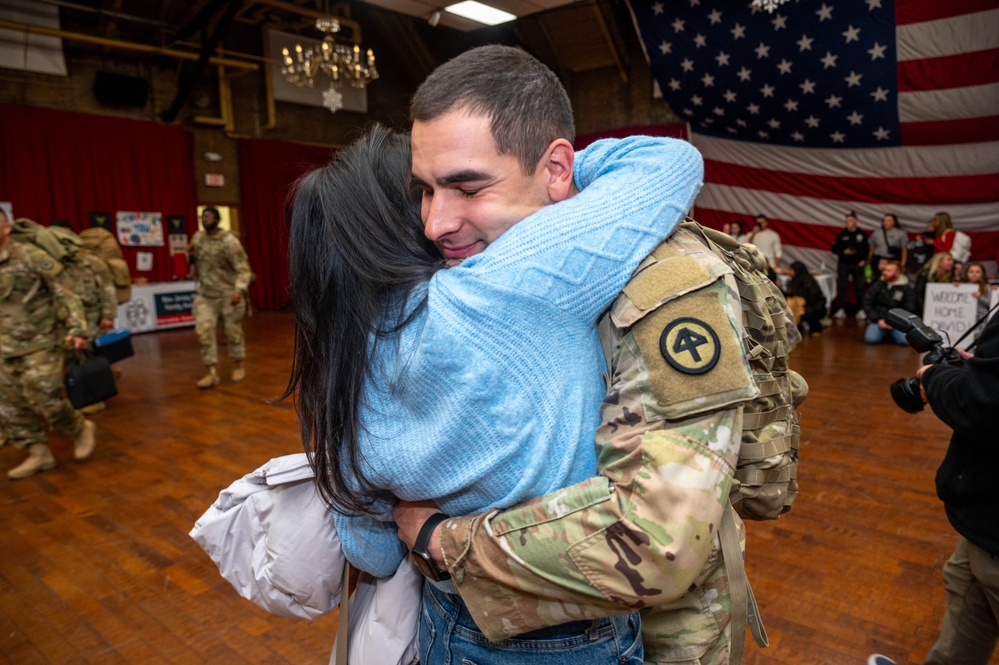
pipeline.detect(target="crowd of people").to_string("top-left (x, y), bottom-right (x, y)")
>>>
top-left (721, 210), bottom-right (996, 345)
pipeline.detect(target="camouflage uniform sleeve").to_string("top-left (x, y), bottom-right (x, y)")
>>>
top-left (226, 235), bottom-right (253, 293)
top-left (188, 231), bottom-right (202, 280)
top-left (90, 255), bottom-right (119, 322)
top-left (439, 232), bottom-right (758, 642)
top-left (32, 248), bottom-right (88, 340)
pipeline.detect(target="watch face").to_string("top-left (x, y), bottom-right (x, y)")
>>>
top-left (411, 551), bottom-right (441, 582)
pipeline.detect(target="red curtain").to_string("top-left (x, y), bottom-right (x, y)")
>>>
top-left (237, 138), bottom-right (333, 310)
top-left (0, 104), bottom-right (198, 283)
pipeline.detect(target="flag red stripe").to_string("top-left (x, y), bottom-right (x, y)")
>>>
top-left (894, 0), bottom-right (997, 25)
top-left (898, 48), bottom-right (999, 92)
top-left (901, 115), bottom-right (999, 145)
top-left (702, 160), bottom-right (999, 206)
top-left (693, 207), bottom-right (999, 261)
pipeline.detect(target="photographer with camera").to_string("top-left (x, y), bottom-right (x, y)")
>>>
top-left (874, 312), bottom-right (999, 665)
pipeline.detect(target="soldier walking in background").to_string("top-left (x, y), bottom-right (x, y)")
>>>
top-left (49, 220), bottom-right (118, 414)
top-left (188, 207), bottom-right (253, 389)
top-left (0, 210), bottom-right (97, 479)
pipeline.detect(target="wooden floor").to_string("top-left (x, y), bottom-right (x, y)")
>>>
top-left (0, 312), bottom-right (994, 665)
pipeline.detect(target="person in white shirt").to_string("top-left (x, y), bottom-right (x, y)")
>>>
top-left (747, 214), bottom-right (782, 271)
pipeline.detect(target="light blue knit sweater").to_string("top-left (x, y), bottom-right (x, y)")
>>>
top-left (335, 136), bottom-right (704, 576)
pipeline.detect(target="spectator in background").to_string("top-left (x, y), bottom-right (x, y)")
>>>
top-left (929, 212), bottom-right (972, 272)
top-left (914, 252), bottom-right (957, 316)
top-left (868, 213), bottom-right (908, 269)
top-left (831, 211), bottom-right (870, 320)
top-left (733, 220), bottom-right (748, 243)
top-left (862, 260), bottom-right (917, 345)
top-left (963, 262), bottom-right (996, 341)
top-left (907, 229), bottom-right (936, 279)
top-left (721, 220), bottom-right (744, 241)
top-left (786, 261), bottom-right (827, 336)
top-left (747, 213), bottom-right (782, 270)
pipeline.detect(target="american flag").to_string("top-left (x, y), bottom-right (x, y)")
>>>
top-left (627, 0), bottom-right (999, 270)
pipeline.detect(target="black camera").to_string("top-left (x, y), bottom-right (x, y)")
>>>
top-left (886, 308), bottom-right (963, 413)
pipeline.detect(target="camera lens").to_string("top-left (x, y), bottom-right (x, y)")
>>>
top-left (890, 377), bottom-right (926, 413)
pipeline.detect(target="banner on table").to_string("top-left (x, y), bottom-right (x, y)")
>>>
top-left (116, 211), bottom-right (164, 247)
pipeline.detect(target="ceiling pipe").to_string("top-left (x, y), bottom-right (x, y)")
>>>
top-left (0, 18), bottom-right (259, 71)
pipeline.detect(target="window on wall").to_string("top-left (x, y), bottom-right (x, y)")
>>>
top-left (196, 205), bottom-right (239, 233)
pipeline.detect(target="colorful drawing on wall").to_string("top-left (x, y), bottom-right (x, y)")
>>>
top-left (116, 211), bottom-right (164, 247)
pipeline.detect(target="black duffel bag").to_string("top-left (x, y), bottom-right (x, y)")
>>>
top-left (65, 351), bottom-right (118, 409)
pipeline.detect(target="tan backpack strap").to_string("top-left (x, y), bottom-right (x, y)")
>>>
top-left (720, 503), bottom-right (769, 664)
top-left (598, 311), bottom-right (614, 392)
top-left (334, 561), bottom-right (351, 664)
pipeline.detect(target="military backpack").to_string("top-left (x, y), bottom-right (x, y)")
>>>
top-left (80, 227), bottom-right (132, 304)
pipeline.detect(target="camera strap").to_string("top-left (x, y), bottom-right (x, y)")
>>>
top-left (951, 300), bottom-right (999, 352)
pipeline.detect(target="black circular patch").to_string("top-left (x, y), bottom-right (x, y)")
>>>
top-left (659, 317), bottom-right (721, 375)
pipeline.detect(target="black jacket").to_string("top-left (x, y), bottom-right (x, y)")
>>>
top-left (831, 227), bottom-right (869, 266)
top-left (862, 275), bottom-right (917, 322)
top-left (921, 313), bottom-right (999, 556)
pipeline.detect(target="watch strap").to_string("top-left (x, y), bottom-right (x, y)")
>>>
top-left (413, 512), bottom-right (450, 579)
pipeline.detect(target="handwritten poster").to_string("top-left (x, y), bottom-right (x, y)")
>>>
top-left (116, 211), bottom-right (164, 247)
top-left (922, 283), bottom-right (981, 350)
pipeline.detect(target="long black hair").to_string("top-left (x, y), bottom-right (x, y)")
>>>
top-left (283, 125), bottom-right (442, 514)
top-left (786, 261), bottom-right (821, 299)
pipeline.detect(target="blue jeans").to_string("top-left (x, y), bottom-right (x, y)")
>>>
top-left (419, 581), bottom-right (643, 665)
top-left (864, 322), bottom-right (907, 345)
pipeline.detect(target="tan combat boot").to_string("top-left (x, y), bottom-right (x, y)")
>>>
top-left (8, 444), bottom-right (57, 480)
top-left (197, 365), bottom-right (219, 389)
top-left (74, 420), bottom-right (97, 460)
top-left (231, 360), bottom-right (246, 383)
top-left (80, 401), bottom-right (106, 415)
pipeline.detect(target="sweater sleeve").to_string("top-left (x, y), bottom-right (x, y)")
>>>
top-left (461, 136), bottom-right (704, 323)
top-left (333, 511), bottom-right (407, 577)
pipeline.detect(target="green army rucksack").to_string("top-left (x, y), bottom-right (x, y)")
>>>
top-left (680, 220), bottom-right (808, 522)
top-left (11, 218), bottom-right (82, 265)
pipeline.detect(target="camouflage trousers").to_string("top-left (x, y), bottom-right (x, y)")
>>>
top-left (0, 348), bottom-right (84, 449)
top-left (193, 294), bottom-right (246, 367)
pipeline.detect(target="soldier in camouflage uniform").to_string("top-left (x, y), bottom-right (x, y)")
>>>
top-left (49, 221), bottom-right (119, 414)
top-left (188, 207), bottom-right (253, 389)
top-left (0, 210), bottom-right (97, 479)
top-left (49, 221), bottom-right (118, 341)
top-left (397, 228), bottom-right (759, 664)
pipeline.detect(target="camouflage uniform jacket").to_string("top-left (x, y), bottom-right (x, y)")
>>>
top-left (437, 228), bottom-right (759, 663)
top-left (1, 240), bottom-right (87, 359)
top-left (189, 230), bottom-right (252, 299)
top-left (63, 249), bottom-right (118, 340)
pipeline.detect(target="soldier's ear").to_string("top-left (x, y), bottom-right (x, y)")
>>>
top-left (537, 139), bottom-right (575, 203)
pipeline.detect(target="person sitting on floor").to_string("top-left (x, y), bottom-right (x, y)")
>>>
top-left (786, 261), bottom-right (827, 336)
top-left (914, 252), bottom-right (957, 315)
top-left (862, 260), bottom-right (918, 345)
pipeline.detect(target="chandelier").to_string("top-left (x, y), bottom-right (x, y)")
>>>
top-left (280, 15), bottom-right (379, 113)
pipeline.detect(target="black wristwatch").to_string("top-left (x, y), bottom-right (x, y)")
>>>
top-left (411, 512), bottom-right (450, 582)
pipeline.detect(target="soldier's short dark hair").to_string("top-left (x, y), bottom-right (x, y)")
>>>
top-left (410, 45), bottom-right (574, 176)
top-left (202, 207), bottom-right (220, 221)
top-left (49, 219), bottom-right (73, 229)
